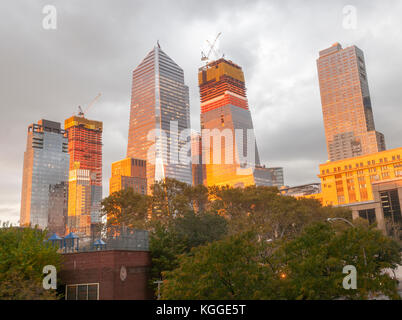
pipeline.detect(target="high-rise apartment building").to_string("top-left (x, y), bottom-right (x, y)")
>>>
top-left (109, 158), bottom-right (147, 195)
top-left (127, 44), bottom-right (192, 192)
top-left (20, 119), bottom-right (69, 232)
top-left (199, 58), bottom-right (278, 187)
top-left (67, 167), bottom-right (93, 235)
top-left (317, 43), bottom-right (386, 161)
top-left (65, 115), bottom-right (102, 235)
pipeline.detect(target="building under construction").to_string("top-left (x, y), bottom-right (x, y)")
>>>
top-left (199, 58), bottom-right (282, 187)
top-left (65, 115), bottom-right (103, 236)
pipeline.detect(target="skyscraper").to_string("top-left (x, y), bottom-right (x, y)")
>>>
top-left (199, 58), bottom-right (276, 187)
top-left (64, 115), bottom-right (102, 235)
top-left (127, 43), bottom-right (192, 192)
top-left (20, 119), bottom-right (69, 232)
top-left (317, 43), bottom-right (386, 162)
top-left (66, 166), bottom-right (93, 235)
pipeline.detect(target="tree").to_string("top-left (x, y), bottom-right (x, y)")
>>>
top-left (149, 211), bottom-right (228, 297)
top-left (172, 210), bottom-right (228, 251)
top-left (101, 188), bottom-right (149, 228)
top-left (0, 223), bottom-right (61, 300)
top-left (208, 185), bottom-right (352, 241)
top-left (274, 223), bottom-right (401, 300)
top-left (161, 232), bottom-right (279, 300)
top-left (150, 178), bottom-right (192, 219)
top-left (160, 222), bottom-right (401, 300)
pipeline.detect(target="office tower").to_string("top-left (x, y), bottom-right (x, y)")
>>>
top-left (127, 43), bottom-right (193, 193)
top-left (199, 58), bottom-right (276, 187)
top-left (317, 43), bottom-right (386, 162)
top-left (109, 158), bottom-right (147, 195)
top-left (191, 132), bottom-right (204, 186)
top-left (20, 119), bottom-right (69, 231)
top-left (65, 115), bottom-right (102, 235)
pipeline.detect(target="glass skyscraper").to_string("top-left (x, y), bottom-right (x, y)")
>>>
top-left (317, 43), bottom-right (386, 161)
top-left (20, 119), bottom-right (69, 231)
top-left (127, 43), bottom-right (192, 191)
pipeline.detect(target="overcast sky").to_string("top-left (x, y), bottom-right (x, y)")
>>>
top-left (1, 0), bottom-right (402, 225)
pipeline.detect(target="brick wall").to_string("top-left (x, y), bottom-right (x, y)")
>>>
top-left (59, 250), bottom-right (153, 300)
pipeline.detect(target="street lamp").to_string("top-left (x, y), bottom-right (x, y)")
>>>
top-left (326, 217), bottom-right (356, 228)
top-left (326, 217), bottom-right (367, 266)
top-left (154, 280), bottom-right (163, 300)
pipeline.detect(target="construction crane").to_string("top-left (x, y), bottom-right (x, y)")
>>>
top-left (77, 93), bottom-right (101, 117)
top-left (201, 32), bottom-right (222, 63)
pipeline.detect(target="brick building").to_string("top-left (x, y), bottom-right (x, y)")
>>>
top-left (59, 250), bottom-right (153, 300)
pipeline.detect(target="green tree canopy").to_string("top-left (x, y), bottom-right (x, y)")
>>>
top-left (161, 232), bottom-right (279, 300)
top-left (161, 223), bottom-right (401, 300)
top-left (0, 223), bottom-right (61, 300)
top-left (101, 188), bottom-right (149, 228)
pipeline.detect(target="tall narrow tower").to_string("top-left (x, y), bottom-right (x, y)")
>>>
top-left (199, 58), bottom-right (274, 188)
top-left (20, 119), bottom-right (69, 232)
top-left (64, 115), bottom-right (102, 235)
top-left (317, 43), bottom-right (386, 161)
top-left (127, 44), bottom-right (192, 191)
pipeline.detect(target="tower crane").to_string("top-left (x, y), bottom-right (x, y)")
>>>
top-left (201, 32), bottom-right (222, 63)
top-left (77, 93), bottom-right (101, 117)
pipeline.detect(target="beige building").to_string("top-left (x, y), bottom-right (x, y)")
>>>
top-left (317, 43), bottom-right (385, 161)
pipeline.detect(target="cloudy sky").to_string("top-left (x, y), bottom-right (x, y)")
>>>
top-left (1, 0), bottom-right (402, 224)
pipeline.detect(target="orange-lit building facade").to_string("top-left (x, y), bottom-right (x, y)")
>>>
top-left (318, 147), bottom-right (402, 206)
top-left (67, 167), bottom-right (93, 236)
top-left (65, 115), bottom-right (103, 235)
top-left (109, 158), bottom-right (147, 195)
top-left (199, 58), bottom-right (276, 188)
top-left (317, 43), bottom-right (386, 161)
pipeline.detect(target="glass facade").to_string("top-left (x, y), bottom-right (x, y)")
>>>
top-left (317, 43), bottom-right (386, 161)
top-left (20, 120), bottom-right (69, 231)
top-left (127, 44), bottom-right (192, 192)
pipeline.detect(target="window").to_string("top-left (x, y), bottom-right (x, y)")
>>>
top-left (66, 283), bottom-right (99, 300)
top-left (380, 189), bottom-right (402, 238)
top-left (358, 209), bottom-right (376, 224)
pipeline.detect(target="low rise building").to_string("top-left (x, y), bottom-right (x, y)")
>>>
top-left (109, 157), bottom-right (147, 195)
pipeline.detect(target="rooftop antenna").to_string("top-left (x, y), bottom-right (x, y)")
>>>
top-left (201, 32), bottom-right (222, 64)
